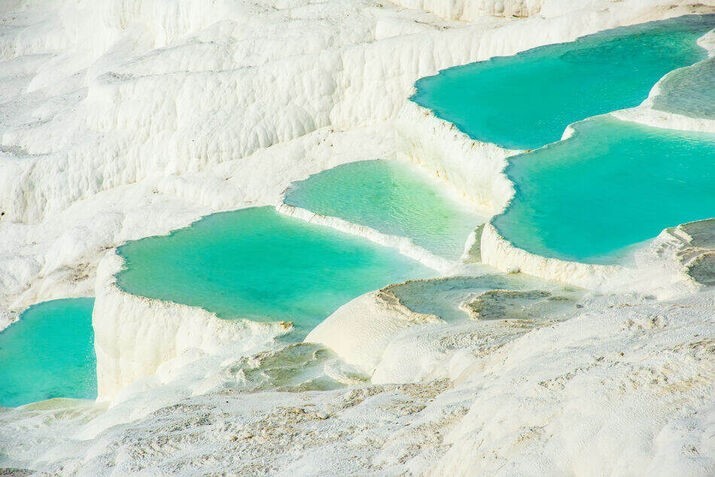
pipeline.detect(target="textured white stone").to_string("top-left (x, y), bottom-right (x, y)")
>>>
top-left (390, 0), bottom-right (544, 20)
top-left (1, 0), bottom-right (714, 474)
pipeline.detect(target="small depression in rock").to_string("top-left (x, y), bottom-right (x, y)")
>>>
top-left (385, 274), bottom-right (582, 323)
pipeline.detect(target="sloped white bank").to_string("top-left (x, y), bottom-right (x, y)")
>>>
top-left (92, 253), bottom-right (291, 400)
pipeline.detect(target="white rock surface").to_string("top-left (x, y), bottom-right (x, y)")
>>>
top-left (390, 0), bottom-right (544, 20)
top-left (1, 289), bottom-right (712, 475)
top-left (395, 101), bottom-right (516, 213)
top-left (306, 289), bottom-right (442, 376)
top-left (0, 0), bottom-right (714, 475)
top-left (480, 222), bottom-right (625, 289)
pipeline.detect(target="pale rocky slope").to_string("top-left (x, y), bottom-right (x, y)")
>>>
top-left (0, 0), bottom-right (713, 475)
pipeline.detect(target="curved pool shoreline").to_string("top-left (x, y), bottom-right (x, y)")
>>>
top-left (408, 14), bottom-right (715, 282)
top-left (411, 14), bottom-right (715, 150)
top-left (492, 116), bottom-right (715, 264)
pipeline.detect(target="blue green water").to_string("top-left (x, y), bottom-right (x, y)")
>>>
top-left (117, 207), bottom-right (431, 331)
top-left (412, 15), bottom-right (714, 150)
top-left (0, 298), bottom-right (96, 408)
top-left (493, 116), bottom-right (715, 263)
top-left (652, 57), bottom-right (715, 119)
top-left (284, 160), bottom-right (482, 259)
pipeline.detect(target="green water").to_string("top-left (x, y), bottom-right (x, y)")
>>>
top-left (412, 15), bottom-right (713, 150)
top-left (284, 160), bottom-right (481, 259)
top-left (652, 57), bottom-right (715, 119)
top-left (493, 116), bottom-right (715, 263)
top-left (116, 207), bottom-right (431, 331)
top-left (0, 298), bottom-right (96, 407)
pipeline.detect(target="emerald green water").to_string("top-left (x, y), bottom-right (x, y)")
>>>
top-left (117, 207), bottom-right (430, 331)
top-left (493, 117), bottom-right (715, 263)
top-left (284, 160), bottom-right (482, 259)
top-left (412, 15), bottom-right (713, 150)
top-left (0, 298), bottom-right (96, 407)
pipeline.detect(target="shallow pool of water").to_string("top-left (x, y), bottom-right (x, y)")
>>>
top-left (117, 207), bottom-right (431, 331)
top-left (652, 57), bottom-right (715, 119)
top-left (493, 116), bottom-right (715, 263)
top-left (0, 298), bottom-right (96, 408)
top-left (284, 160), bottom-right (482, 259)
top-left (387, 273), bottom-right (581, 322)
top-left (412, 15), bottom-right (713, 149)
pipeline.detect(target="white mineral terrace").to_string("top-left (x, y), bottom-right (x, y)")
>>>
top-left (0, 0), bottom-right (713, 475)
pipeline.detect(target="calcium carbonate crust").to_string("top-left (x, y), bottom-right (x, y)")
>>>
top-left (305, 289), bottom-right (442, 376)
top-left (1, 0), bottom-right (715, 475)
top-left (390, 0), bottom-right (544, 21)
top-left (5, 284), bottom-right (712, 475)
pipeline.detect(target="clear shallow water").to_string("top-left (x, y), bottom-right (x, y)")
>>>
top-left (117, 207), bottom-right (431, 331)
top-left (493, 116), bottom-right (715, 263)
top-left (652, 57), bottom-right (715, 119)
top-left (387, 274), bottom-right (581, 323)
top-left (0, 298), bottom-right (96, 407)
top-left (284, 160), bottom-right (482, 259)
top-left (412, 15), bottom-right (714, 150)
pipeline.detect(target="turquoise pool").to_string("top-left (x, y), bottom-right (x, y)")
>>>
top-left (284, 160), bottom-right (482, 259)
top-left (493, 116), bottom-right (715, 263)
top-left (0, 298), bottom-right (96, 408)
top-left (116, 207), bottom-right (431, 331)
top-left (412, 15), bottom-right (714, 149)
